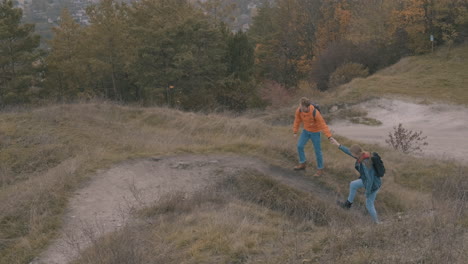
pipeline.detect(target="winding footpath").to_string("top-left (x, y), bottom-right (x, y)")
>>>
top-left (34, 154), bottom-right (336, 264)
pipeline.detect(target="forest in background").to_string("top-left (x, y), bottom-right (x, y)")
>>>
top-left (1, 0), bottom-right (467, 110)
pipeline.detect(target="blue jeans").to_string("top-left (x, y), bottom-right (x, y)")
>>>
top-left (347, 179), bottom-right (379, 223)
top-left (297, 130), bottom-right (323, 169)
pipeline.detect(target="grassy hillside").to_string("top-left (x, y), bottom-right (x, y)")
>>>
top-left (327, 44), bottom-right (468, 106)
top-left (0, 102), bottom-right (466, 263)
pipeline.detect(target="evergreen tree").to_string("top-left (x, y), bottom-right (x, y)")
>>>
top-left (218, 30), bottom-right (256, 111)
top-left (226, 31), bottom-right (254, 82)
top-left (85, 0), bottom-right (135, 101)
top-left (248, 2), bottom-right (283, 84)
top-left (130, 0), bottom-right (227, 110)
top-left (46, 9), bottom-right (89, 100)
top-left (0, 0), bottom-right (40, 104)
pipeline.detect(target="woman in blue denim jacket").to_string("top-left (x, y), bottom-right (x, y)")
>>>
top-left (330, 138), bottom-right (382, 223)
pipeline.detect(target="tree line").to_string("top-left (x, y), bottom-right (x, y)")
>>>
top-left (249, 0), bottom-right (468, 90)
top-left (0, 0), bottom-right (467, 110)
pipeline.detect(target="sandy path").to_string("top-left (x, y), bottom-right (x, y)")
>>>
top-left (31, 99), bottom-right (468, 264)
top-left (330, 98), bottom-right (468, 163)
top-left (34, 154), bottom-right (333, 264)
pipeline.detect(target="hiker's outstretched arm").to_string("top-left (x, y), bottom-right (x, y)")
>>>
top-left (315, 110), bottom-right (332, 138)
top-left (338, 145), bottom-right (356, 159)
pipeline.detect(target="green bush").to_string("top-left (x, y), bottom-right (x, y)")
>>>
top-left (329, 63), bottom-right (369, 88)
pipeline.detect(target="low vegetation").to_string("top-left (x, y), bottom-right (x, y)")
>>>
top-left (330, 44), bottom-right (468, 106)
top-left (1, 0), bottom-right (466, 263)
top-left (0, 102), bottom-right (466, 263)
top-left (72, 167), bottom-right (467, 264)
top-left (386, 123), bottom-right (429, 154)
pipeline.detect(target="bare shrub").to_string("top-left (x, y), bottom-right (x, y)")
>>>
top-left (329, 62), bottom-right (369, 88)
top-left (259, 80), bottom-right (293, 108)
top-left (386, 123), bottom-right (428, 153)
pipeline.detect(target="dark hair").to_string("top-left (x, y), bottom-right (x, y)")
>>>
top-left (300, 97), bottom-right (310, 107)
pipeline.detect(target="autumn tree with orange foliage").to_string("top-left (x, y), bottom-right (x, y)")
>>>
top-left (314, 0), bottom-right (352, 52)
top-left (248, 0), bottom-right (466, 91)
top-left (431, 0), bottom-right (468, 49)
top-left (249, 0), bottom-right (322, 88)
top-left (389, 0), bottom-right (430, 53)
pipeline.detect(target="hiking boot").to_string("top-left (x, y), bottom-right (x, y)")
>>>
top-left (313, 169), bottom-right (324, 177)
top-left (293, 163), bottom-right (306, 171)
top-left (337, 200), bottom-right (352, 209)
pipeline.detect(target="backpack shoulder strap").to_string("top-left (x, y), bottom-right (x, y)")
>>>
top-left (300, 106), bottom-right (317, 120)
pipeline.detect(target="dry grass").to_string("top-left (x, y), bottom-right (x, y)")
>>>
top-left (262, 43), bottom-right (468, 112)
top-left (328, 43), bottom-right (468, 106)
top-left (320, 168), bottom-right (468, 264)
top-left (0, 101), bottom-right (466, 263)
top-left (72, 168), bottom-right (467, 264)
top-left (73, 171), bottom-right (348, 264)
top-left (220, 170), bottom-right (345, 226)
top-left (235, 44), bottom-right (467, 129)
top-left (0, 102), bottom-right (292, 263)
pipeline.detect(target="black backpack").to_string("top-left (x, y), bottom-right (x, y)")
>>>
top-left (371, 152), bottom-right (385, 177)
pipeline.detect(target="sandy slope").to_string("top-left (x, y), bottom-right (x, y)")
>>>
top-left (34, 98), bottom-right (468, 263)
top-left (330, 98), bottom-right (468, 163)
top-left (34, 154), bottom-right (334, 264)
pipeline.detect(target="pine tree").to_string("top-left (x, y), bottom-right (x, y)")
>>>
top-left (85, 0), bottom-right (135, 101)
top-left (46, 9), bottom-right (89, 100)
top-left (130, 0), bottom-right (227, 109)
top-left (0, 0), bottom-right (40, 104)
top-left (218, 30), bottom-right (256, 111)
top-left (226, 31), bottom-right (254, 82)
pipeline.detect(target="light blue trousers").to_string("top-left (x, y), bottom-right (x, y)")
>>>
top-left (297, 130), bottom-right (323, 169)
top-left (347, 179), bottom-right (379, 223)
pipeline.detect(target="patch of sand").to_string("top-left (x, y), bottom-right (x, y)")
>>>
top-left (34, 155), bottom-right (333, 264)
top-left (331, 98), bottom-right (468, 162)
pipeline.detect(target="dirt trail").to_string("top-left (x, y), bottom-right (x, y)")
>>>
top-left (34, 154), bottom-right (335, 264)
top-left (33, 99), bottom-right (468, 263)
top-left (330, 98), bottom-right (468, 163)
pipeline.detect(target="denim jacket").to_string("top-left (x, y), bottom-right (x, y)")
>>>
top-left (339, 145), bottom-right (382, 196)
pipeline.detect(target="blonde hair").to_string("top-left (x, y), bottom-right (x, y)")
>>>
top-left (350, 145), bottom-right (363, 155)
top-left (350, 144), bottom-right (372, 167)
top-left (300, 97), bottom-right (310, 107)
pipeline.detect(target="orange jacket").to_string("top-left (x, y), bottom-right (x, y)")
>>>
top-left (293, 106), bottom-right (332, 138)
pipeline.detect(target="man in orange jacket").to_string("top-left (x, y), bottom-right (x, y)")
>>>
top-left (293, 97), bottom-right (335, 176)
